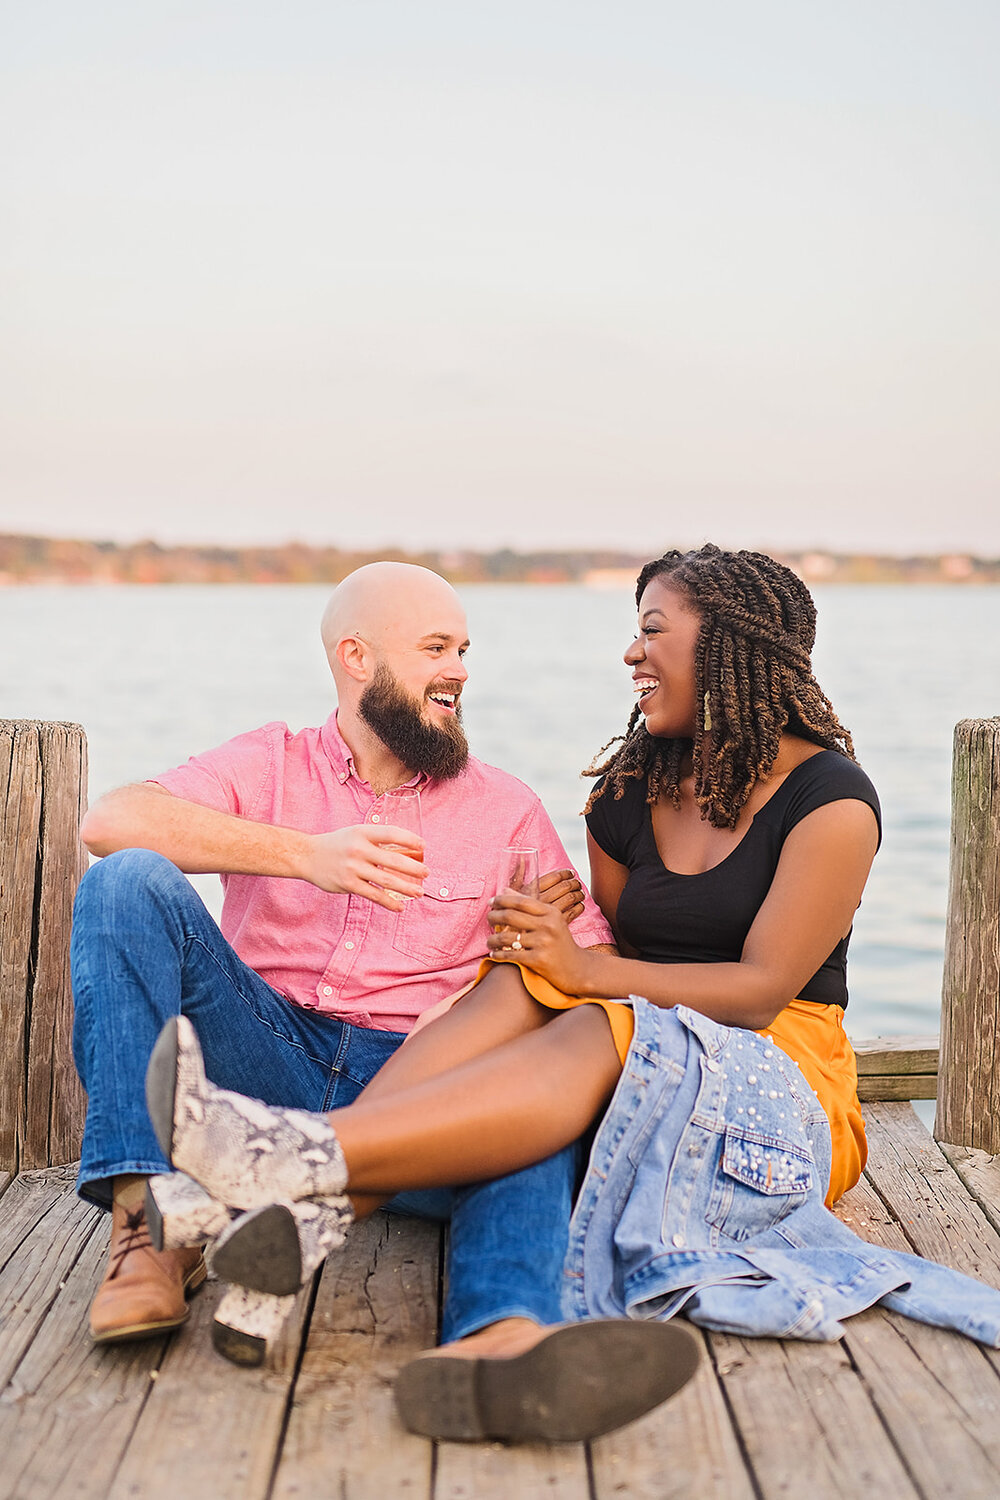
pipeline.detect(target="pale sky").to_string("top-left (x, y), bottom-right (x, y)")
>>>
top-left (2, 1), bottom-right (998, 553)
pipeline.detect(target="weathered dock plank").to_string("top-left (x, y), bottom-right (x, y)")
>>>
top-left (0, 1168), bottom-right (102, 1392)
top-left (590, 1331), bottom-right (757, 1500)
top-left (853, 1035), bottom-right (939, 1102)
top-left (711, 1327), bottom-right (919, 1498)
top-left (435, 1438), bottom-right (590, 1499)
top-left (863, 1102), bottom-right (1000, 1282)
top-left (836, 1170), bottom-right (1000, 1500)
top-left (271, 1213), bottom-right (438, 1500)
top-left (105, 1276), bottom-right (312, 1500)
top-left (0, 1200), bottom-right (167, 1500)
top-left (940, 1143), bottom-right (1000, 1243)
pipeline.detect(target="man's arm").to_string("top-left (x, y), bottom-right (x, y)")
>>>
top-left (81, 783), bottom-right (427, 909)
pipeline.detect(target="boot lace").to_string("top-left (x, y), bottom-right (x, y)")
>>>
top-left (108, 1207), bottom-right (154, 1279)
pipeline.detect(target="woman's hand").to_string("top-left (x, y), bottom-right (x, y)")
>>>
top-left (538, 869), bottom-right (585, 925)
top-left (488, 890), bottom-right (593, 994)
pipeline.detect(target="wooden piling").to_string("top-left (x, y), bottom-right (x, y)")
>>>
top-left (0, 720), bottom-right (88, 1172)
top-left (935, 717), bottom-right (1000, 1152)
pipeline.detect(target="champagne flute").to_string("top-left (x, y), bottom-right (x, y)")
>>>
top-left (494, 847), bottom-right (539, 951)
top-left (380, 788), bottom-right (424, 903)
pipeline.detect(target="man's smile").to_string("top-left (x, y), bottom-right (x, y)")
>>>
top-left (426, 684), bottom-right (462, 715)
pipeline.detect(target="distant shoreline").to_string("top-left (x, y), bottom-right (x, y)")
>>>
top-left (1, 533), bottom-right (996, 586)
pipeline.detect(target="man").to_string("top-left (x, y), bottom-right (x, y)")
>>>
top-left (72, 561), bottom-right (617, 1430)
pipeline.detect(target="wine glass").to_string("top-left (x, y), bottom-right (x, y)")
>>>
top-left (380, 788), bottom-right (424, 903)
top-left (495, 847), bottom-right (540, 900)
top-left (493, 847), bottom-right (539, 951)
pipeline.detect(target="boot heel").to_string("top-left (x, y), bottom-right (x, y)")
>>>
top-left (212, 1286), bottom-right (296, 1367)
top-left (211, 1194), bottom-right (353, 1296)
top-left (146, 1172), bottom-right (231, 1250)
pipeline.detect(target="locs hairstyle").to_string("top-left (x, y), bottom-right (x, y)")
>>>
top-left (584, 544), bottom-right (856, 830)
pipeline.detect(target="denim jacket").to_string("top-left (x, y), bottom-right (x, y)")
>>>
top-left (563, 1000), bottom-right (1000, 1345)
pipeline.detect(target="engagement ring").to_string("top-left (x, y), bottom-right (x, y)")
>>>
top-left (510, 935), bottom-right (523, 951)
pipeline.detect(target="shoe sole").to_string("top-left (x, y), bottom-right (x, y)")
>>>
top-left (145, 1018), bottom-right (181, 1163)
top-left (90, 1256), bottom-right (208, 1345)
top-left (211, 1204), bottom-right (303, 1297)
top-left (394, 1320), bottom-right (701, 1443)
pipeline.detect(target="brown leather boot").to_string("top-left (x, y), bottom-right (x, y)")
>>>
top-left (90, 1199), bottom-right (207, 1344)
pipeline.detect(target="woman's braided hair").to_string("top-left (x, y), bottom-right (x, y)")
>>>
top-left (583, 544), bottom-right (856, 829)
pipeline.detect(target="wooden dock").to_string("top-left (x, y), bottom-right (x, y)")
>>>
top-left (4, 1101), bottom-right (1000, 1500)
top-left (5, 717), bottom-right (1000, 1498)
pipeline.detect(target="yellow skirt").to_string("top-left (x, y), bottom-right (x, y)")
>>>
top-left (490, 961), bottom-right (866, 1208)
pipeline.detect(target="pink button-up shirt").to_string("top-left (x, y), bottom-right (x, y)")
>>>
top-left (152, 715), bottom-right (613, 1032)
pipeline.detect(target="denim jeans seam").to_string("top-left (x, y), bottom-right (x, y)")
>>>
top-left (321, 1024), bottom-right (356, 1111)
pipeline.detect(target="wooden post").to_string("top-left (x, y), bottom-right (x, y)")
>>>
top-left (935, 717), bottom-right (1000, 1151)
top-left (0, 720), bottom-right (88, 1172)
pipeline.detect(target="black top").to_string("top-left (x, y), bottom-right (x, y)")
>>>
top-left (585, 750), bottom-right (881, 1009)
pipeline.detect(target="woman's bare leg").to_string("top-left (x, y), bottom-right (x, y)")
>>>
top-left (333, 1003), bottom-right (621, 1196)
top-left (347, 964), bottom-right (554, 1219)
top-left (337, 1001), bottom-right (621, 1360)
top-left (363, 964), bottom-right (550, 1100)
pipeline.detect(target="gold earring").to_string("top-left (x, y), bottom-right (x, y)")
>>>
top-left (703, 692), bottom-right (712, 732)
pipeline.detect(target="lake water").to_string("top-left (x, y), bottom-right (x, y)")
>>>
top-left (4, 582), bottom-right (998, 1041)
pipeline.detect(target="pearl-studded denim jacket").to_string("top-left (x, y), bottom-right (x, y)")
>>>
top-left (563, 1000), bottom-right (1000, 1345)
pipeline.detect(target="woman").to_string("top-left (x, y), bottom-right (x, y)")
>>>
top-left (486, 542), bottom-right (880, 1204)
top-left (146, 545), bottom-right (881, 1434)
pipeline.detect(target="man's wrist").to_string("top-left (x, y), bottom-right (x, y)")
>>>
top-left (283, 827), bottom-right (317, 883)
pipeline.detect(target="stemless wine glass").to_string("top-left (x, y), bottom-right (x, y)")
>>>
top-left (380, 787), bottom-right (424, 903)
top-left (495, 847), bottom-right (540, 900)
top-left (493, 847), bottom-right (539, 951)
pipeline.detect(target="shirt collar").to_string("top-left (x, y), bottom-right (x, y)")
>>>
top-left (320, 712), bottom-right (428, 791)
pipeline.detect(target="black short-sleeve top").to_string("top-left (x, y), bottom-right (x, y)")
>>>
top-left (585, 750), bottom-right (881, 1009)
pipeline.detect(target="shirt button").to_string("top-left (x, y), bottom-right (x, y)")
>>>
top-left (672, 1233), bottom-right (685, 1248)
top-left (321, 985), bottom-right (333, 997)
top-left (344, 941), bottom-right (355, 951)
top-left (371, 814), bottom-right (380, 823)
top-left (439, 887), bottom-right (449, 897)
top-left (705, 1058), bottom-right (720, 1073)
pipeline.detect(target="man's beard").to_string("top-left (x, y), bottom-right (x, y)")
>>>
top-left (358, 663), bottom-right (469, 780)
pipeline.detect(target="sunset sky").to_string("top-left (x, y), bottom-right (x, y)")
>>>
top-left (3, 2), bottom-right (998, 553)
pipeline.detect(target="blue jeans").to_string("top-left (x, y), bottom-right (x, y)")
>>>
top-left (71, 849), bottom-right (576, 1342)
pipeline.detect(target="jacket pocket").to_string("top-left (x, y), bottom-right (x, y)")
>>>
top-left (705, 1124), bottom-right (814, 1243)
top-left (392, 872), bottom-right (487, 966)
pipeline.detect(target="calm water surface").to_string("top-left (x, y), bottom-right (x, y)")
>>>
top-left (4, 583), bottom-right (998, 1040)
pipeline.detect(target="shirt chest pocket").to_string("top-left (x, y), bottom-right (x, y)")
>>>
top-left (705, 1124), bottom-right (815, 1243)
top-left (392, 872), bottom-right (488, 967)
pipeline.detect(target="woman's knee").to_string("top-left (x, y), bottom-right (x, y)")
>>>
top-left (454, 964), bottom-right (551, 1033)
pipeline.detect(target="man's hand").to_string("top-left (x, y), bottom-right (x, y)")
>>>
top-left (298, 825), bottom-right (428, 911)
top-left (538, 869), bottom-right (585, 925)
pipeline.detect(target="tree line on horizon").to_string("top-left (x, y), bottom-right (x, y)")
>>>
top-left (0, 532), bottom-right (995, 586)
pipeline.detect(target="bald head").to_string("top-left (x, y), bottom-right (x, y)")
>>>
top-left (321, 563), bottom-right (466, 669)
